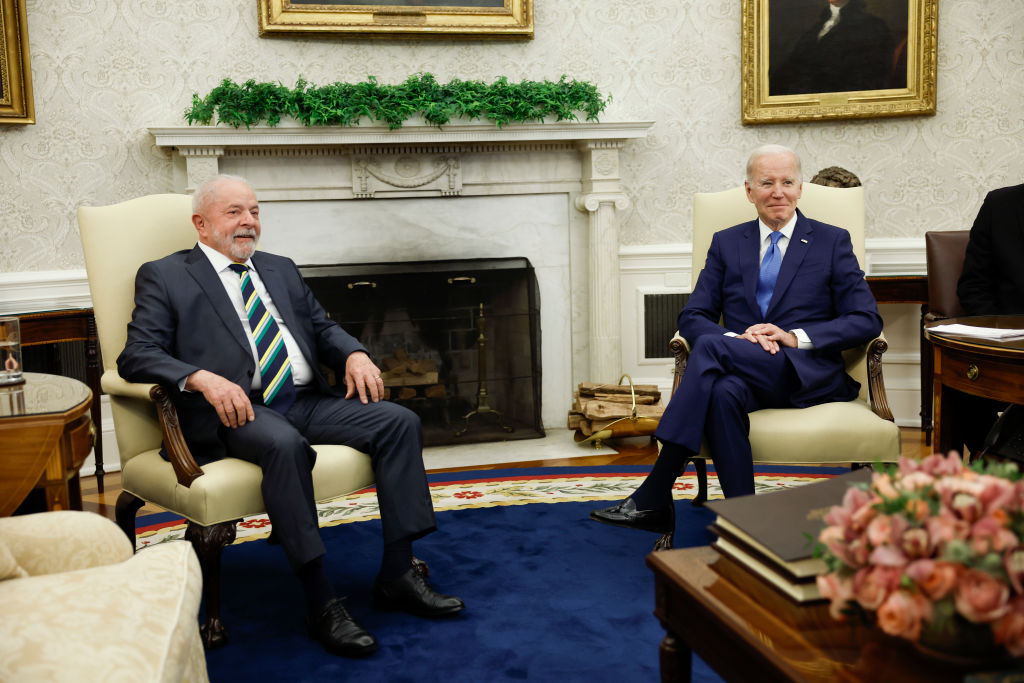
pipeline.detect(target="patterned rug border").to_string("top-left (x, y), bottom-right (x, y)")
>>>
top-left (134, 468), bottom-right (839, 550)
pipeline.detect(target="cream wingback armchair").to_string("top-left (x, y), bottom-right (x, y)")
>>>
top-left (77, 194), bottom-right (375, 649)
top-left (670, 183), bottom-right (900, 503)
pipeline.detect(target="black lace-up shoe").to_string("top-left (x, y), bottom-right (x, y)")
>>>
top-left (307, 597), bottom-right (378, 657)
top-left (372, 568), bottom-right (465, 617)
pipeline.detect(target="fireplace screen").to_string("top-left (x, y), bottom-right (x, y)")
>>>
top-left (301, 257), bottom-right (543, 446)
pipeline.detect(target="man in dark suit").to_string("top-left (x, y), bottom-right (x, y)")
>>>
top-left (117, 175), bottom-right (463, 658)
top-left (771, 0), bottom-right (896, 96)
top-left (591, 145), bottom-right (882, 533)
top-left (950, 183), bottom-right (1024, 454)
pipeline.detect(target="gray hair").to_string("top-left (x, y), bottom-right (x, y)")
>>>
top-left (192, 174), bottom-right (252, 214)
top-left (745, 145), bottom-right (802, 183)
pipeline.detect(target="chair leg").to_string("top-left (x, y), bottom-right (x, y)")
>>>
top-left (652, 502), bottom-right (677, 551)
top-left (185, 520), bottom-right (238, 650)
top-left (114, 491), bottom-right (145, 549)
top-left (690, 459), bottom-right (708, 507)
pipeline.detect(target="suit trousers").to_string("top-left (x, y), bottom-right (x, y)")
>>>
top-left (657, 335), bottom-right (798, 497)
top-left (219, 388), bottom-right (436, 569)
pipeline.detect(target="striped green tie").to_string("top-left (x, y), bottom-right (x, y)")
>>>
top-left (228, 264), bottom-right (296, 413)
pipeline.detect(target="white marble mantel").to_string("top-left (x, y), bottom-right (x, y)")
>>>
top-left (150, 120), bottom-right (652, 423)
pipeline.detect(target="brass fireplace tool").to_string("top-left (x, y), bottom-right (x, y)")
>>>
top-left (455, 303), bottom-right (514, 437)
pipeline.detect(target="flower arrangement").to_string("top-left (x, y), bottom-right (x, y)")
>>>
top-left (816, 453), bottom-right (1024, 659)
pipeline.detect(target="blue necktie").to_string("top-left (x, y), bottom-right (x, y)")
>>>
top-left (228, 264), bottom-right (296, 414)
top-left (756, 231), bottom-right (784, 318)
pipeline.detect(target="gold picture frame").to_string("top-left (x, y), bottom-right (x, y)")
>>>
top-left (0, 0), bottom-right (34, 124)
top-left (258, 0), bottom-right (533, 40)
top-left (741, 0), bottom-right (936, 125)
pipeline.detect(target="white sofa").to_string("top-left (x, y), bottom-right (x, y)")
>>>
top-left (0, 510), bottom-right (208, 682)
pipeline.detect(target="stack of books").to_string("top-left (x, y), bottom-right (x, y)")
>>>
top-left (706, 468), bottom-right (873, 606)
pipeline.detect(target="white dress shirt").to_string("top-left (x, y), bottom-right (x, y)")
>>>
top-left (186, 242), bottom-right (315, 391)
top-left (722, 213), bottom-right (814, 349)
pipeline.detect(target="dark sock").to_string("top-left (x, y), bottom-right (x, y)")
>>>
top-left (631, 441), bottom-right (689, 509)
top-left (297, 557), bottom-right (335, 615)
top-left (379, 537), bottom-right (413, 580)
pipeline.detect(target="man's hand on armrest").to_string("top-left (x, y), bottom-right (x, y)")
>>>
top-left (184, 369), bottom-right (254, 428)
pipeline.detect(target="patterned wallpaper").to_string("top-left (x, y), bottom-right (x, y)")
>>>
top-left (1, 0), bottom-right (1022, 274)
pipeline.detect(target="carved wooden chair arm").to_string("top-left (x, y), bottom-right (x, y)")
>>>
top-left (866, 336), bottom-right (895, 423)
top-left (669, 333), bottom-right (690, 396)
top-left (148, 385), bottom-right (205, 488)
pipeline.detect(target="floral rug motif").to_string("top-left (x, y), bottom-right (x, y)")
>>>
top-left (135, 468), bottom-right (836, 550)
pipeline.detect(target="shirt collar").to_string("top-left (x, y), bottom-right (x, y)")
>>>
top-left (197, 241), bottom-right (254, 273)
top-left (758, 212), bottom-right (798, 244)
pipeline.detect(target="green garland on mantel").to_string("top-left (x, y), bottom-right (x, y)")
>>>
top-left (185, 74), bottom-right (611, 130)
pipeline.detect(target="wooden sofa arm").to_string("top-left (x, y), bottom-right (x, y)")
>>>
top-left (670, 332), bottom-right (896, 423)
top-left (148, 385), bottom-right (205, 488)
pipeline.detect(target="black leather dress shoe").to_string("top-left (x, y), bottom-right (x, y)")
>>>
top-left (307, 598), bottom-right (378, 658)
top-left (590, 497), bottom-right (674, 533)
top-left (373, 568), bottom-right (465, 617)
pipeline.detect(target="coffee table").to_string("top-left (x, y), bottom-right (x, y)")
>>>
top-left (646, 546), bottom-right (1010, 682)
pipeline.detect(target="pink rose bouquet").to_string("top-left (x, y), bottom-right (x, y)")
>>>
top-left (816, 453), bottom-right (1024, 658)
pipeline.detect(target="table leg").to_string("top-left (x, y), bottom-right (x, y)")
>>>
top-left (85, 314), bottom-right (104, 493)
top-left (659, 632), bottom-right (691, 683)
top-left (43, 481), bottom-right (71, 511)
top-left (920, 304), bottom-right (933, 446)
top-left (933, 346), bottom-right (951, 455)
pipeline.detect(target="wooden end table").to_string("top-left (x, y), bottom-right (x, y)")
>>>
top-left (924, 314), bottom-right (1024, 455)
top-left (0, 372), bottom-right (93, 515)
top-left (646, 546), bottom-right (1009, 682)
top-left (17, 308), bottom-right (105, 491)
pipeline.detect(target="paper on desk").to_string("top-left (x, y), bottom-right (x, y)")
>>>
top-left (929, 323), bottom-right (1024, 340)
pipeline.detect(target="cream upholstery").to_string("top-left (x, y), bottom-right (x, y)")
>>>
top-left (0, 511), bottom-right (207, 682)
top-left (77, 194), bottom-right (375, 646)
top-left (672, 183), bottom-right (899, 479)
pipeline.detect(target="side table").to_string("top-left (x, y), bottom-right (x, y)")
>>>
top-left (16, 308), bottom-right (105, 491)
top-left (924, 314), bottom-right (1024, 455)
top-left (0, 372), bottom-right (93, 516)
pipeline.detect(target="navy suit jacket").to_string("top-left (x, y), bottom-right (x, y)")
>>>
top-left (679, 209), bottom-right (883, 408)
top-left (117, 245), bottom-right (366, 462)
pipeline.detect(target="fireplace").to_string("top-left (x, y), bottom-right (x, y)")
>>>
top-left (301, 258), bottom-right (543, 446)
top-left (150, 120), bottom-right (652, 429)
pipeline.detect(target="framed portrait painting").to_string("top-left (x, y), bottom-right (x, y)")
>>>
top-left (741, 0), bottom-right (937, 124)
top-left (257, 0), bottom-right (533, 39)
top-left (0, 0), bottom-right (34, 124)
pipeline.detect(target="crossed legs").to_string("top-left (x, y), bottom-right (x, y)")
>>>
top-left (592, 335), bottom-right (798, 531)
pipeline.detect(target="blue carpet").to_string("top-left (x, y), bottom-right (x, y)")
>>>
top-left (200, 465), bottom-right (845, 682)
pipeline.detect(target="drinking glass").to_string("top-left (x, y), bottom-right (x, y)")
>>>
top-left (0, 316), bottom-right (24, 385)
